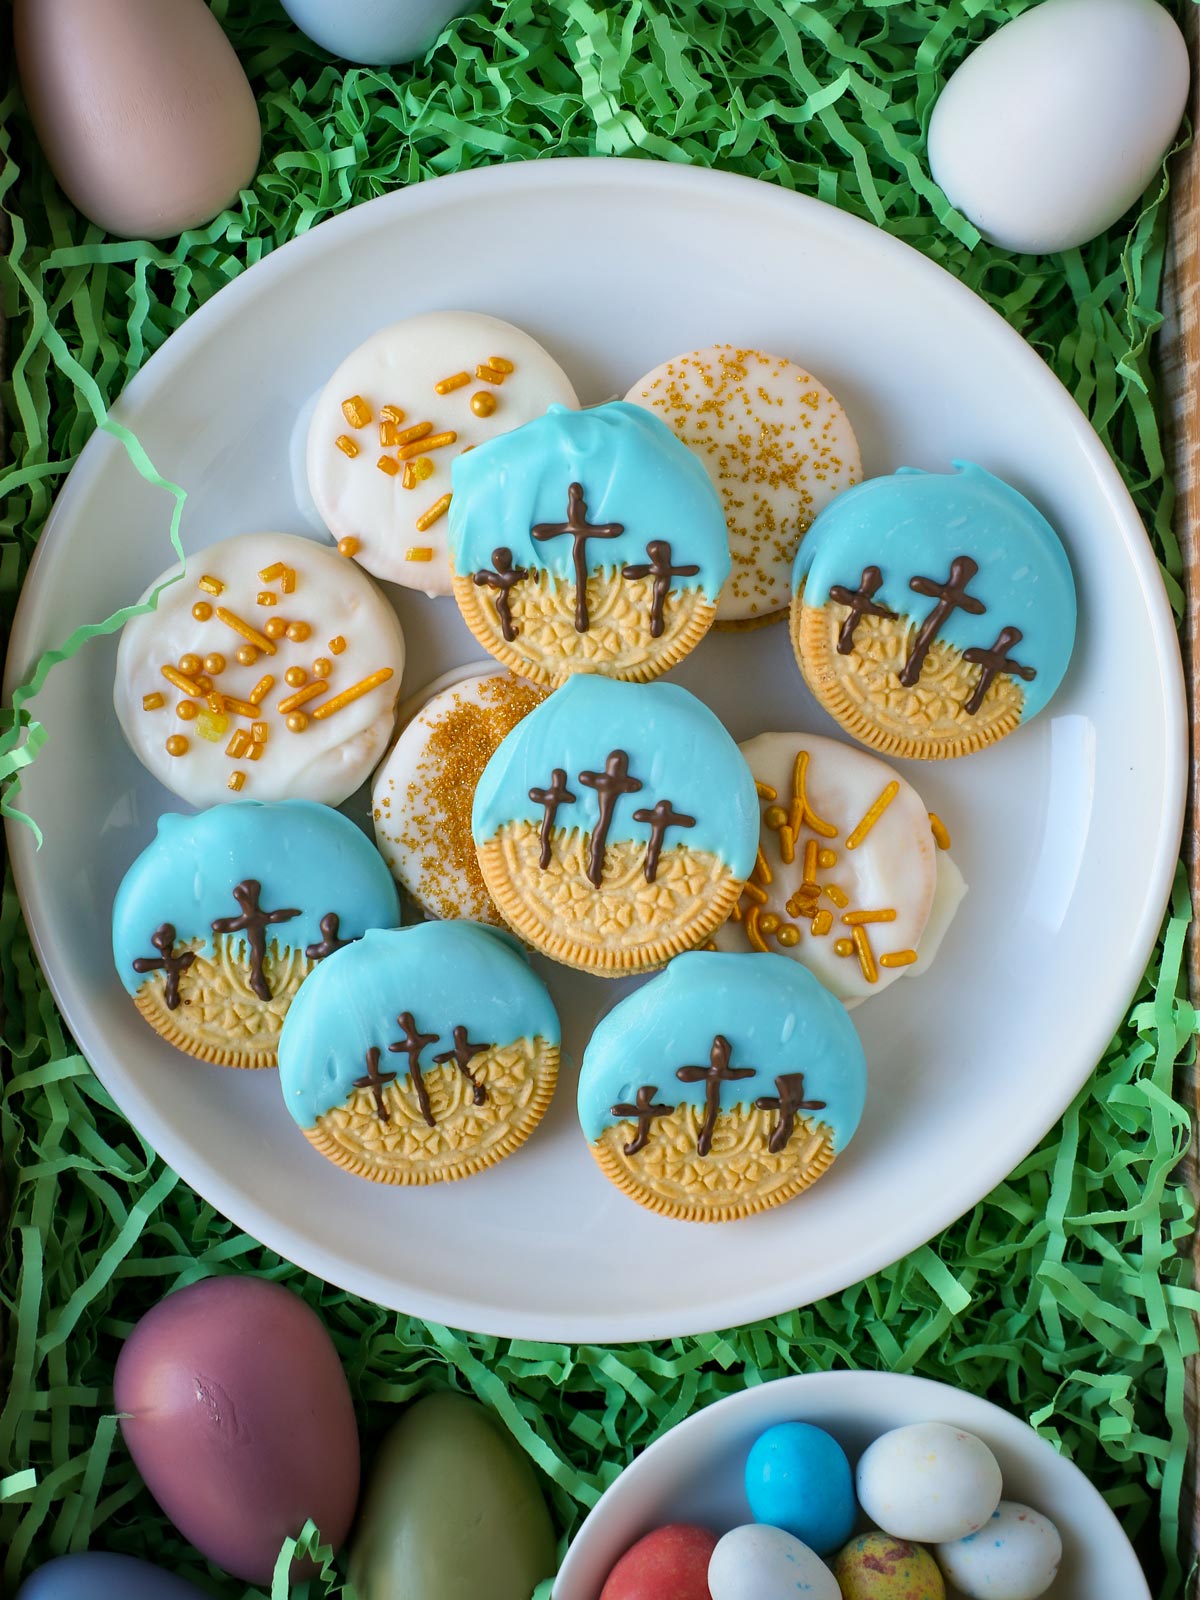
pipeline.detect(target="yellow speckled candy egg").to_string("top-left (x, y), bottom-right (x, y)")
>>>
top-left (831, 1533), bottom-right (945, 1600)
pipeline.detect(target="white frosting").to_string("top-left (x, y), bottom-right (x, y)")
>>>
top-left (912, 849), bottom-right (967, 976)
top-left (372, 667), bottom-right (543, 924)
top-left (712, 732), bottom-right (954, 1003)
top-left (114, 531), bottom-right (405, 808)
top-left (625, 346), bottom-right (861, 623)
top-left (306, 311), bottom-right (579, 595)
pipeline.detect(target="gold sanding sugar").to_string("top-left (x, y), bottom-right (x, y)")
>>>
top-left (400, 676), bottom-right (546, 917)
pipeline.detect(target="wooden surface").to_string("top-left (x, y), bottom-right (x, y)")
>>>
top-left (1160, 3), bottom-right (1200, 1580)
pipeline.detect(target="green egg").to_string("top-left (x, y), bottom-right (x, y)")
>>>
top-left (349, 1392), bottom-right (556, 1600)
top-left (831, 1532), bottom-right (945, 1599)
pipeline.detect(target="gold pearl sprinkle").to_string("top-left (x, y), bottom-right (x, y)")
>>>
top-left (193, 674), bottom-right (212, 694)
top-left (833, 937), bottom-right (854, 957)
top-left (342, 395), bottom-right (372, 428)
top-left (328, 636), bottom-right (346, 655)
top-left (470, 391), bottom-right (497, 418)
top-left (264, 617), bottom-right (287, 640)
top-left (286, 621), bottom-right (311, 643)
top-left (338, 537), bottom-right (360, 559)
top-left (165, 735), bottom-right (189, 757)
top-left (176, 701), bottom-right (198, 721)
top-left (760, 912), bottom-right (781, 935)
top-left (236, 644), bottom-right (258, 667)
top-left (335, 434), bottom-right (359, 457)
top-left (285, 666), bottom-right (308, 688)
top-left (228, 771), bottom-right (246, 792)
top-left (818, 848), bottom-right (838, 869)
top-left (178, 654), bottom-right (202, 676)
top-left (287, 712), bottom-right (309, 733)
top-left (312, 658), bottom-right (332, 678)
top-left (142, 693), bottom-right (165, 712)
top-left (203, 653), bottom-right (225, 676)
top-left (434, 371), bottom-right (470, 394)
top-left (192, 601), bottom-right (213, 622)
top-left (776, 925), bottom-right (800, 948)
top-left (763, 804), bottom-right (789, 831)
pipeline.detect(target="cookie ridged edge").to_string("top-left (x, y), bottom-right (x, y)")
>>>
top-left (588, 1129), bottom-right (837, 1223)
top-left (134, 988), bottom-right (281, 1070)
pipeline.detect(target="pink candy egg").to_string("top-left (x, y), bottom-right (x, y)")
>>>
top-left (600, 1524), bottom-right (719, 1600)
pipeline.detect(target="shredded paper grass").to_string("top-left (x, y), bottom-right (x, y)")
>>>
top-left (0, 0), bottom-right (1196, 1595)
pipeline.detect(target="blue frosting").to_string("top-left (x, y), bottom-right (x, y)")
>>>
top-left (578, 951), bottom-right (866, 1149)
top-left (112, 800), bottom-right (400, 994)
top-left (471, 676), bottom-right (759, 877)
top-left (278, 922), bottom-right (561, 1127)
top-left (793, 462), bottom-right (1076, 721)
top-left (448, 401), bottom-right (730, 598)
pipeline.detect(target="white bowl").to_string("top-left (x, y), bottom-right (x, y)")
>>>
top-left (552, 1371), bottom-right (1150, 1599)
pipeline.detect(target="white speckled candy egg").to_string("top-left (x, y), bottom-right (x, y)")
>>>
top-left (708, 1524), bottom-right (840, 1600)
top-left (927, 0), bottom-right (1189, 254)
top-left (935, 1501), bottom-right (1063, 1600)
top-left (856, 1422), bottom-right (1002, 1543)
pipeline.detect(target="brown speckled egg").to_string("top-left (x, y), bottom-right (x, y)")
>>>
top-left (113, 1276), bottom-right (359, 1585)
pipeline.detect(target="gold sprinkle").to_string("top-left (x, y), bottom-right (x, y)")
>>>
top-left (206, 692), bottom-right (225, 716)
top-left (256, 590), bottom-right (278, 607)
top-left (487, 356), bottom-right (515, 374)
top-left (833, 937), bottom-right (855, 957)
top-left (740, 880), bottom-right (768, 906)
top-left (277, 680), bottom-right (327, 715)
top-left (309, 667), bottom-right (395, 721)
top-left (226, 729), bottom-right (251, 759)
top-left (381, 405), bottom-right (406, 425)
top-left (338, 537), bottom-right (359, 558)
top-left (803, 838), bottom-right (818, 883)
top-left (194, 675), bottom-right (212, 694)
top-left (778, 824), bottom-right (796, 864)
top-left (434, 370), bottom-right (470, 394)
top-left (755, 780), bottom-right (778, 801)
top-left (312, 658), bottom-right (333, 678)
top-left (776, 925), bottom-right (801, 948)
top-left (405, 546), bottom-right (434, 562)
top-left (228, 771), bottom-right (246, 792)
top-left (880, 949), bottom-right (919, 969)
top-left (192, 601), bottom-right (213, 622)
top-left (248, 674), bottom-right (275, 705)
top-left (335, 434), bottom-right (359, 458)
top-left (216, 607), bottom-right (276, 656)
top-left (811, 909), bottom-right (834, 937)
top-left (197, 711), bottom-right (229, 743)
top-left (285, 666), bottom-right (307, 688)
top-left (470, 391), bottom-right (497, 418)
top-left (393, 420), bottom-right (433, 448)
top-left (264, 617), bottom-right (287, 640)
top-left (286, 712), bottom-right (309, 733)
top-left (754, 846), bottom-right (773, 886)
top-left (763, 805), bottom-right (789, 831)
top-left (846, 782), bottom-right (900, 850)
top-left (787, 889), bottom-right (820, 920)
top-left (198, 574), bottom-right (224, 596)
top-left (222, 697), bottom-right (260, 719)
top-left (247, 741), bottom-right (264, 762)
top-left (377, 454), bottom-right (401, 477)
top-left (730, 901), bottom-right (743, 922)
top-left (165, 734), bottom-right (189, 757)
top-left (252, 721), bottom-right (268, 744)
top-left (415, 494), bottom-right (452, 532)
top-left (380, 420), bottom-right (404, 447)
top-left (825, 884), bottom-right (850, 909)
top-left (412, 456), bottom-right (435, 482)
top-left (286, 621), bottom-right (311, 643)
top-left (401, 460), bottom-right (417, 490)
top-left (178, 653), bottom-right (202, 676)
top-left (176, 701), bottom-right (198, 721)
top-left (760, 912), bottom-right (781, 935)
top-left (281, 568), bottom-right (296, 595)
top-left (744, 905), bottom-right (769, 953)
top-left (843, 908), bottom-right (898, 926)
top-left (162, 664), bottom-right (203, 697)
top-left (142, 693), bottom-right (165, 712)
top-left (929, 812), bottom-right (951, 851)
top-left (852, 926), bottom-right (878, 983)
top-left (476, 363), bottom-right (507, 384)
top-left (259, 562), bottom-right (286, 582)
top-left (398, 429), bottom-right (456, 462)
top-left (790, 750), bottom-right (838, 839)
top-left (818, 848), bottom-right (838, 869)
top-left (236, 644), bottom-right (258, 667)
top-left (328, 636), bottom-right (346, 656)
top-left (342, 395), bottom-right (371, 428)
top-left (203, 653), bottom-right (226, 676)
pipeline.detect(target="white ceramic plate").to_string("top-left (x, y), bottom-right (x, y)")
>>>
top-left (4, 160), bottom-right (1185, 1341)
top-left (553, 1371), bottom-right (1152, 1598)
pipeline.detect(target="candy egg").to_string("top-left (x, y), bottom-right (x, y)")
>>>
top-left (708, 1524), bottom-right (840, 1600)
top-left (831, 1532), bottom-right (946, 1599)
top-left (113, 1277), bottom-right (359, 1585)
top-left (935, 1501), bottom-right (1063, 1599)
top-left (600, 1524), bottom-right (718, 1600)
top-left (927, 0), bottom-right (1189, 254)
top-left (745, 1421), bottom-right (856, 1555)
top-left (856, 1423), bottom-right (1002, 1543)
top-left (16, 1553), bottom-right (205, 1600)
top-left (278, 0), bottom-right (465, 65)
top-left (348, 1392), bottom-right (555, 1600)
top-left (13, 0), bottom-right (260, 240)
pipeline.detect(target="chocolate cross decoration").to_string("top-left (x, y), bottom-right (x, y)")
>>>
top-left (676, 1034), bottom-right (756, 1157)
top-left (132, 922), bottom-right (195, 1011)
top-left (621, 540), bottom-right (701, 638)
top-left (610, 1084), bottom-right (675, 1156)
top-left (528, 768), bottom-right (576, 871)
top-left (388, 1011), bottom-right (441, 1127)
top-left (305, 912), bottom-right (353, 963)
top-left (753, 1072), bottom-right (827, 1154)
top-left (531, 481), bottom-right (624, 632)
top-left (433, 1024), bottom-right (490, 1106)
top-left (961, 624), bottom-right (1037, 715)
top-left (473, 546), bottom-right (529, 642)
top-left (898, 555), bottom-right (986, 688)
top-left (578, 749), bottom-right (643, 887)
top-left (631, 797), bottom-right (696, 882)
top-left (828, 565), bottom-right (898, 654)
top-left (211, 879), bottom-right (301, 1001)
top-left (354, 1046), bottom-right (398, 1122)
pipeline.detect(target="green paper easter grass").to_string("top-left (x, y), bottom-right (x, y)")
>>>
top-left (1, 0), bottom-right (1197, 1596)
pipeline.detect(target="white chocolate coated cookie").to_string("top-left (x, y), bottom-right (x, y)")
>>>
top-left (712, 732), bottom-right (965, 1003)
top-left (115, 532), bottom-right (405, 807)
top-left (372, 666), bottom-right (545, 924)
top-left (625, 346), bottom-right (860, 625)
top-left (307, 311), bottom-right (579, 595)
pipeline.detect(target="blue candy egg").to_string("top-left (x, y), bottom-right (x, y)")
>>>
top-left (278, 0), bottom-right (465, 65)
top-left (16, 1552), bottom-right (205, 1600)
top-left (745, 1421), bottom-right (856, 1556)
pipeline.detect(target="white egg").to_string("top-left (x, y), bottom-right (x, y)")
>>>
top-left (856, 1422), bottom-right (1002, 1543)
top-left (927, 0), bottom-right (1189, 254)
top-left (708, 1523), bottom-right (840, 1600)
top-left (936, 1501), bottom-right (1063, 1600)
top-left (278, 0), bottom-right (464, 65)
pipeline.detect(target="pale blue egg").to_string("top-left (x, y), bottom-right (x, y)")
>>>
top-left (745, 1422), bottom-right (856, 1556)
top-left (16, 1553), bottom-right (205, 1600)
top-left (278, 0), bottom-right (466, 65)
top-left (708, 1525), bottom-right (840, 1600)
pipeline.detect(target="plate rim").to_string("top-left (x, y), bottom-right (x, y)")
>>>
top-left (4, 156), bottom-right (1188, 1340)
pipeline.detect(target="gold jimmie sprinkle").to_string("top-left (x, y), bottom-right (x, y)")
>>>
top-left (216, 607), bottom-right (276, 656)
top-left (161, 664), bottom-right (203, 698)
top-left (258, 562), bottom-right (285, 582)
top-left (487, 356), bottom-right (515, 374)
top-left (929, 812), bottom-right (952, 851)
top-left (393, 420), bottom-right (433, 448)
top-left (846, 782), bottom-right (899, 850)
top-left (415, 494), bottom-right (452, 532)
top-left (310, 667), bottom-right (394, 722)
top-left (277, 681), bottom-right (327, 716)
top-left (398, 430), bottom-right (455, 462)
top-left (248, 674), bottom-right (275, 705)
top-left (434, 371), bottom-right (470, 394)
